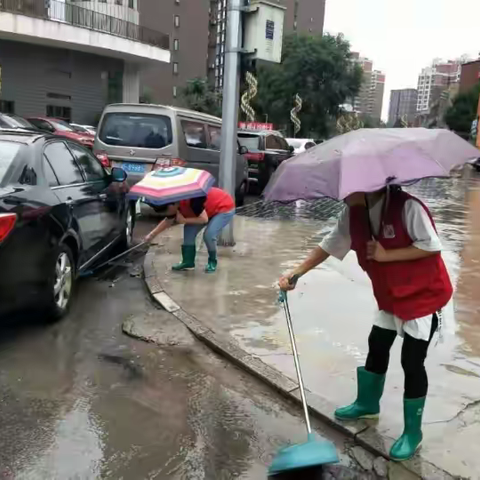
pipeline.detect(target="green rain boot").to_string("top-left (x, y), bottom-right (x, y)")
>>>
top-left (205, 251), bottom-right (217, 273)
top-left (172, 245), bottom-right (196, 271)
top-left (335, 367), bottom-right (386, 420)
top-left (389, 397), bottom-right (425, 461)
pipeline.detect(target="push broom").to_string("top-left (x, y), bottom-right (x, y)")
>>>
top-left (269, 275), bottom-right (338, 476)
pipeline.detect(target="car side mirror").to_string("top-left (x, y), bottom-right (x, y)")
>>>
top-left (111, 166), bottom-right (127, 182)
top-left (289, 145), bottom-right (295, 153)
top-left (239, 145), bottom-right (248, 155)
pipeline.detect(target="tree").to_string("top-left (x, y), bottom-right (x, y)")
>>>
top-left (180, 77), bottom-right (222, 117)
top-left (252, 33), bottom-right (362, 138)
top-left (445, 84), bottom-right (480, 138)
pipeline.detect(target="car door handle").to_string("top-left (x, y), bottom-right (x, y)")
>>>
top-left (65, 197), bottom-right (73, 206)
top-left (98, 193), bottom-right (107, 200)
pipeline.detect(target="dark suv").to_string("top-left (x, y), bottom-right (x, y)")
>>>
top-left (238, 130), bottom-right (293, 191)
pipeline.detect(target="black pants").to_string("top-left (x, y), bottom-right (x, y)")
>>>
top-left (365, 314), bottom-right (438, 399)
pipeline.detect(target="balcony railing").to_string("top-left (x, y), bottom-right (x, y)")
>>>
top-left (0, 0), bottom-right (169, 50)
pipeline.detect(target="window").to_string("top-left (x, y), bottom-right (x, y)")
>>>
top-left (174, 15), bottom-right (180, 27)
top-left (29, 119), bottom-right (55, 133)
top-left (43, 157), bottom-right (59, 187)
top-left (173, 62), bottom-right (179, 75)
top-left (68, 143), bottom-right (106, 182)
top-left (128, 0), bottom-right (134, 7)
top-left (173, 86), bottom-right (178, 98)
top-left (0, 100), bottom-right (15, 114)
top-left (266, 135), bottom-right (284, 150)
top-left (238, 133), bottom-right (260, 151)
top-left (99, 113), bottom-right (173, 149)
top-left (115, 0), bottom-right (122, 5)
top-left (46, 105), bottom-right (72, 122)
top-left (0, 142), bottom-right (22, 183)
top-left (181, 120), bottom-right (207, 148)
top-left (44, 142), bottom-right (84, 185)
top-left (207, 125), bottom-right (222, 150)
top-left (173, 39), bottom-right (179, 51)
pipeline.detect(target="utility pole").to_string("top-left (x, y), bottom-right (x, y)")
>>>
top-left (218, 0), bottom-right (243, 246)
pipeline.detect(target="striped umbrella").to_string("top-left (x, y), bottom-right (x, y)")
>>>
top-left (127, 167), bottom-right (215, 206)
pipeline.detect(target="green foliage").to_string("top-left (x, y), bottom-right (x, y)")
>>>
top-left (253, 33), bottom-right (362, 138)
top-left (180, 77), bottom-right (223, 117)
top-left (445, 84), bottom-right (480, 137)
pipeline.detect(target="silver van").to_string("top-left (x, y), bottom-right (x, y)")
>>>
top-left (94, 104), bottom-right (248, 205)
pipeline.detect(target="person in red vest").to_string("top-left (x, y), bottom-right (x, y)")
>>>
top-left (279, 186), bottom-right (453, 462)
top-left (144, 187), bottom-right (235, 273)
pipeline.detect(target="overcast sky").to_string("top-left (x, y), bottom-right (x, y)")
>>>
top-left (324, 0), bottom-right (480, 120)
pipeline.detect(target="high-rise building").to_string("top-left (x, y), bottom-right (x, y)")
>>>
top-left (350, 53), bottom-right (385, 120)
top-left (416, 60), bottom-right (462, 113)
top-left (459, 59), bottom-right (480, 94)
top-left (388, 89), bottom-right (418, 126)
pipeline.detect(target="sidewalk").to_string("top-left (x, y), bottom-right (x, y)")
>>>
top-left (144, 213), bottom-right (480, 480)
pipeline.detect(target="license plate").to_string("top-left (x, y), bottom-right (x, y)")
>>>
top-left (119, 162), bottom-right (146, 174)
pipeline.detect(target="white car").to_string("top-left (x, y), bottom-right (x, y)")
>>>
top-left (70, 123), bottom-right (96, 136)
top-left (286, 138), bottom-right (317, 155)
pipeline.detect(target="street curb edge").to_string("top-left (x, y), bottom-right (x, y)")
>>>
top-left (142, 263), bottom-right (454, 480)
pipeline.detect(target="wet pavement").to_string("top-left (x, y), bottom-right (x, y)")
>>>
top-left (0, 218), bottom-right (410, 480)
top-left (149, 168), bottom-right (480, 479)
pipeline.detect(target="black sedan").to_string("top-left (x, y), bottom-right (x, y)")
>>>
top-left (0, 130), bottom-right (135, 319)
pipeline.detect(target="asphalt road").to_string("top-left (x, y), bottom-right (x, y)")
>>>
top-left (0, 215), bottom-right (406, 480)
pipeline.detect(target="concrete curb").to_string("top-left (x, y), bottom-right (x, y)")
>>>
top-left (142, 251), bottom-right (456, 480)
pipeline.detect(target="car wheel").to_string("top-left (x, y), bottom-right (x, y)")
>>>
top-left (46, 244), bottom-right (75, 320)
top-left (119, 202), bottom-right (135, 250)
top-left (235, 181), bottom-right (246, 207)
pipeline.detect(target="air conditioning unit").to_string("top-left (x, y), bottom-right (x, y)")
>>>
top-left (243, 0), bottom-right (285, 64)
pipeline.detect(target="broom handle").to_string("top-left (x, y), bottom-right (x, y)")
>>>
top-left (281, 281), bottom-right (312, 435)
top-left (90, 241), bottom-right (147, 272)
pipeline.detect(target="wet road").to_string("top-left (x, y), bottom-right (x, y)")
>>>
top-left (0, 218), bottom-right (393, 480)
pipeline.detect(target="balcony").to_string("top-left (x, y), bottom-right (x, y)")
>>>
top-left (0, 0), bottom-right (170, 63)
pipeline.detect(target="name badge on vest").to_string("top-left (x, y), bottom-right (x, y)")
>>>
top-left (383, 224), bottom-right (395, 239)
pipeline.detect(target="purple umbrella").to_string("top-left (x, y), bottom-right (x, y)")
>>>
top-left (263, 128), bottom-right (480, 201)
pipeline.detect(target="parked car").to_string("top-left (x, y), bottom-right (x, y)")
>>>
top-left (286, 138), bottom-right (317, 155)
top-left (94, 104), bottom-right (248, 205)
top-left (70, 123), bottom-right (96, 136)
top-left (238, 130), bottom-right (293, 191)
top-left (27, 117), bottom-right (94, 149)
top-left (0, 114), bottom-right (36, 130)
top-left (0, 130), bottom-right (134, 319)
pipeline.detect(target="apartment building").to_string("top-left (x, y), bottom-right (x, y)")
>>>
top-left (416, 60), bottom-right (462, 113)
top-left (388, 89), bottom-right (418, 126)
top-left (0, 0), bottom-right (170, 123)
top-left (350, 53), bottom-right (385, 120)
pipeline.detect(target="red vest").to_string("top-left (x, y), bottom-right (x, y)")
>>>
top-left (179, 187), bottom-right (234, 219)
top-left (349, 191), bottom-right (453, 321)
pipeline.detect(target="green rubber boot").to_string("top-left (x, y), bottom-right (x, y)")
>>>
top-left (205, 251), bottom-right (217, 273)
top-left (172, 245), bottom-right (196, 271)
top-left (335, 367), bottom-right (386, 420)
top-left (389, 397), bottom-right (425, 461)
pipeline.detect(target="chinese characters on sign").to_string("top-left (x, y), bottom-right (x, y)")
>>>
top-left (238, 122), bottom-right (274, 131)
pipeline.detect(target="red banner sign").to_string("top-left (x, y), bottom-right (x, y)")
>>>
top-left (238, 122), bottom-right (273, 131)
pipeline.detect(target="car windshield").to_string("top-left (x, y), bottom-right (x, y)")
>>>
top-left (238, 133), bottom-right (261, 150)
top-left (99, 113), bottom-right (173, 149)
top-left (49, 119), bottom-right (75, 132)
top-left (6, 116), bottom-right (35, 129)
top-left (0, 141), bottom-right (22, 183)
